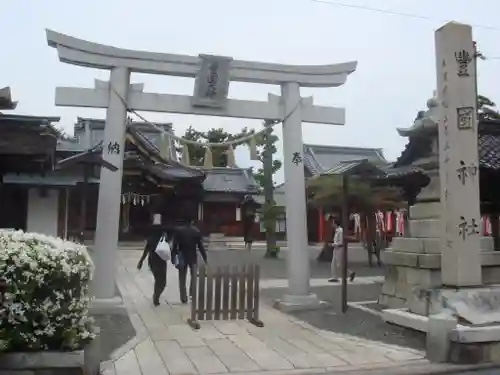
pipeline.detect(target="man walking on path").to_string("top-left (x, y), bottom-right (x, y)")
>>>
top-left (328, 217), bottom-right (356, 283)
top-left (171, 218), bottom-right (208, 304)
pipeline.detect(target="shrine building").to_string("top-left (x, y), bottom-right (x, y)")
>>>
top-left (0, 114), bottom-right (261, 241)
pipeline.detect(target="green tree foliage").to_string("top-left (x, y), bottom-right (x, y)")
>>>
top-left (252, 129), bottom-right (282, 189)
top-left (250, 122), bottom-right (283, 257)
top-left (307, 174), bottom-right (403, 213)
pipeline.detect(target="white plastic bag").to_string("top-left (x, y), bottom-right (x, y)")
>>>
top-left (155, 236), bottom-right (171, 261)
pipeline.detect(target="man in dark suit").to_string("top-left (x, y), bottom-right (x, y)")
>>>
top-left (171, 218), bottom-right (208, 304)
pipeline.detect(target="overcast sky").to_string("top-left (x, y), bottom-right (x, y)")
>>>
top-left (2, 0), bottom-right (499, 181)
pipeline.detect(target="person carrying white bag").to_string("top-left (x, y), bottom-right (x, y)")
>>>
top-left (137, 222), bottom-right (172, 306)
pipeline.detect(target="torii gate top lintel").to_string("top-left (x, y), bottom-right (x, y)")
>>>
top-left (46, 29), bottom-right (357, 88)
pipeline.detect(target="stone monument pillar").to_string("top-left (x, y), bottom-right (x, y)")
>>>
top-left (436, 22), bottom-right (482, 287)
top-left (381, 23), bottom-right (500, 364)
top-left (379, 22), bottom-right (493, 314)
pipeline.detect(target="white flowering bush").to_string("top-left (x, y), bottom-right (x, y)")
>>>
top-left (0, 230), bottom-right (95, 352)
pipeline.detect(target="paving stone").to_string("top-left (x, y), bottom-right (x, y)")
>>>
top-left (212, 321), bottom-right (249, 335)
top-left (155, 340), bottom-right (197, 375)
top-left (167, 325), bottom-right (206, 347)
top-left (205, 338), bottom-right (259, 372)
top-left (228, 335), bottom-right (294, 370)
top-left (248, 333), bottom-right (315, 368)
top-left (112, 249), bottom-right (434, 374)
top-left (296, 330), bottom-right (346, 353)
top-left (184, 346), bottom-right (228, 374)
top-left (196, 325), bottom-right (225, 340)
top-left (114, 349), bottom-right (142, 375)
top-left (155, 307), bottom-right (187, 327)
top-left (134, 338), bottom-right (169, 375)
top-left (385, 349), bottom-right (425, 362)
top-left (334, 348), bottom-right (395, 366)
top-left (284, 338), bottom-right (325, 354)
top-left (310, 353), bottom-right (348, 367)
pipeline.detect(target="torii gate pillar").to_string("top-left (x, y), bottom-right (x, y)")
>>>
top-left (46, 30), bottom-right (357, 310)
top-left (92, 67), bottom-right (130, 301)
top-left (278, 82), bottom-right (317, 307)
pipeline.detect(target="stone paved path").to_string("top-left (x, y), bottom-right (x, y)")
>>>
top-left (102, 250), bottom-right (428, 375)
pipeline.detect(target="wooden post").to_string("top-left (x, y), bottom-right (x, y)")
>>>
top-left (341, 175), bottom-right (349, 313)
top-left (238, 265), bottom-right (246, 319)
top-left (197, 266), bottom-right (206, 321)
top-left (246, 266), bottom-right (255, 320)
top-left (188, 264), bottom-right (200, 330)
top-left (206, 267), bottom-right (214, 320)
top-left (221, 266), bottom-right (230, 320)
top-left (230, 266), bottom-right (238, 319)
top-left (318, 208), bottom-right (324, 242)
top-left (249, 265), bottom-right (264, 327)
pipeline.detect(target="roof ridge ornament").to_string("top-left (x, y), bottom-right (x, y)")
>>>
top-left (397, 91), bottom-right (440, 137)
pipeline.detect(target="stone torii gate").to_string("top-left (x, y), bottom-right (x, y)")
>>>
top-left (46, 30), bottom-right (357, 309)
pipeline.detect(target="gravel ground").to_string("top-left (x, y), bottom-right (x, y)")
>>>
top-left (91, 284), bottom-right (136, 362)
top-left (261, 284), bottom-right (426, 352)
top-left (206, 248), bottom-right (385, 279)
top-left (92, 312), bottom-right (136, 361)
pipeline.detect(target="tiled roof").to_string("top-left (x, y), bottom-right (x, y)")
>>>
top-left (203, 167), bottom-right (260, 194)
top-left (64, 118), bottom-right (260, 191)
top-left (62, 117), bottom-right (205, 181)
top-left (303, 144), bottom-right (388, 175)
top-left (323, 159), bottom-right (385, 177)
top-left (124, 154), bottom-right (205, 182)
top-left (478, 133), bottom-right (500, 170)
top-left (69, 117), bottom-right (176, 157)
top-left (395, 119), bottom-right (500, 171)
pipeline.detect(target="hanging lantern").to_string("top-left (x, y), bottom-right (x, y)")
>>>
top-left (181, 143), bottom-right (190, 166)
top-left (248, 136), bottom-right (259, 161)
top-left (226, 144), bottom-right (235, 167)
top-left (159, 133), bottom-right (171, 160)
top-left (204, 146), bottom-right (213, 168)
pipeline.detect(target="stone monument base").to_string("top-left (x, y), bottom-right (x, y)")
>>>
top-left (379, 235), bottom-right (500, 312)
top-left (384, 286), bottom-right (500, 364)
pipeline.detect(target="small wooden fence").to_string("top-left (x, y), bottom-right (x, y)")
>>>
top-left (188, 264), bottom-right (264, 330)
